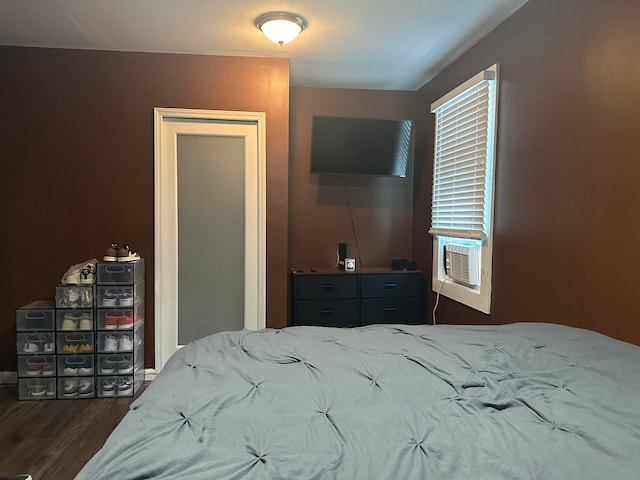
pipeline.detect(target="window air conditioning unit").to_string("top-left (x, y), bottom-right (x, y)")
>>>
top-left (445, 243), bottom-right (480, 286)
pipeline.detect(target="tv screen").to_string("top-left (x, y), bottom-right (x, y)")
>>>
top-left (310, 116), bottom-right (413, 177)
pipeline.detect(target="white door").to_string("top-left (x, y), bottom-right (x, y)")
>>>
top-left (154, 108), bottom-right (266, 372)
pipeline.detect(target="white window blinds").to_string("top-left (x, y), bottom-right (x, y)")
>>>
top-left (429, 69), bottom-right (495, 240)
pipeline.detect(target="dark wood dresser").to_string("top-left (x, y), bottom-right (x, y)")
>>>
top-left (290, 268), bottom-right (424, 327)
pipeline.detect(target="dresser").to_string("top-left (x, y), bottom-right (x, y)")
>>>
top-left (290, 268), bottom-right (424, 327)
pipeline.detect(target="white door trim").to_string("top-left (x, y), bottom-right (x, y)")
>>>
top-left (154, 107), bottom-right (266, 372)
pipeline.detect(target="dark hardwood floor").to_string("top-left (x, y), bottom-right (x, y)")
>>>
top-left (0, 383), bottom-right (146, 480)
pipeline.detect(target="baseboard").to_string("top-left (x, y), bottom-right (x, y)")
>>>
top-left (0, 371), bottom-right (17, 385)
top-left (144, 368), bottom-right (156, 381)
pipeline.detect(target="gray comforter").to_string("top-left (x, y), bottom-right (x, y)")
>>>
top-left (76, 323), bottom-right (640, 479)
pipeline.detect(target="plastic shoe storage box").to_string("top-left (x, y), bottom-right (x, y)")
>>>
top-left (97, 349), bottom-right (143, 376)
top-left (18, 378), bottom-right (56, 400)
top-left (97, 372), bottom-right (144, 398)
top-left (16, 300), bottom-right (55, 331)
top-left (97, 259), bottom-right (145, 285)
top-left (58, 377), bottom-right (96, 399)
top-left (96, 281), bottom-right (144, 308)
top-left (57, 354), bottom-right (95, 376)
top-left (56, 309), bottom-right (94, 331)
top-left (97, 322), bottom-right (144, 353)
top-left (17, 355), bottom-right (56, 377)
top-left (96, 303), bottom-right (144, 330)
top-left (17, 333), bottom-right (55, 355)
top-left (55, 285), bottom-right (95, 309)
top-left (56, 332), bottom-right (95, 354)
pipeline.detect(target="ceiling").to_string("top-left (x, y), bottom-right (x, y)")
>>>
top-left (0, 0), bottom-right (528, 91)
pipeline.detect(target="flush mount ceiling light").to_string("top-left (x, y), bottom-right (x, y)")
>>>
top-left (255, 12), bottom-right (307, 46)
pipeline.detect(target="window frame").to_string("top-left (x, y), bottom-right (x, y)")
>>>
top-left (429, 64), bottom-right (499, 314)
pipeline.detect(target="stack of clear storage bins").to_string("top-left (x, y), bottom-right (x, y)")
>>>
top-left (55, 284), bottom-right (96, 398)
top-left (16, 300), bottom-right (57, 400)
top-left (95, 258), bottom-right (145, 397)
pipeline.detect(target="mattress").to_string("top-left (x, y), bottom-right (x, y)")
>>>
top-left (76, 323), bottom-right (640, 479)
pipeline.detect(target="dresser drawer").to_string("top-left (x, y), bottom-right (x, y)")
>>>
top-left (361, 298), bottom-right (420, 325)
top-left (295, 299), bottom-right (359, 327)
top-left (296, 275), bottom-right (358, 300)
top-left (360, 274), bottom-right (419, 298)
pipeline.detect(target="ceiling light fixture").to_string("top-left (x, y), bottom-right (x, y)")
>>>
top-left (255, 12), bottom-right (307, 46)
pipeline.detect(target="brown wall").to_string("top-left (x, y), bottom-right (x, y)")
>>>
top-left (4, 0), bottom-right (638, 374)
top-left (413, 0), bottom-right (640, 345)
top-left (0, 47), bottom-right (290, 371)
top-left (288, 87), bottom-right (417, 277)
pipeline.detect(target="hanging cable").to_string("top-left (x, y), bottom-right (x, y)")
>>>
top-left (432, 277), bottom-right (450, 326)
top-left (343, 181), bottom-right (363, 269)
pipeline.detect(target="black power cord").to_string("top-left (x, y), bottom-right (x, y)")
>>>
top-left (343, 181), bottom-right (363, 269)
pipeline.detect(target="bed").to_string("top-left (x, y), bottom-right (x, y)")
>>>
top-left (76, 323), bottom-right (640, 479)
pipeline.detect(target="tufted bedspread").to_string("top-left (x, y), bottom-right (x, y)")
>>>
top-left (76, 323), bottom-right (640, 480)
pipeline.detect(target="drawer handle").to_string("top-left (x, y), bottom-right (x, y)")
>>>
top-left (320, 309), bottom-right (334, 315)
top-left (383, 307), bottom-right (397, 313)
top-left (383, 283), bottom-right (397, 289)
top-left (321, 283), bottom-right (334, 291)
top-left (104, 266), bottom-right (126, 273)
top-left (25, 312), bottom-right (46, 319)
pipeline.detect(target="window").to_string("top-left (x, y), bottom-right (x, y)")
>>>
top-left (429, 64), bottom-right (499, 314)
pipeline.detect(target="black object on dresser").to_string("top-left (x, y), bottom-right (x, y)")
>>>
top-left (290, 268), bottom-right (424, 327)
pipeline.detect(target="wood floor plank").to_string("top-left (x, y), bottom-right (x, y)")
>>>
top-left (0, 383), bottom-right (144, 480)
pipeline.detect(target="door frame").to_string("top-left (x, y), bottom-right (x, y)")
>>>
top-left (153, 107), bottom-right (267, 372)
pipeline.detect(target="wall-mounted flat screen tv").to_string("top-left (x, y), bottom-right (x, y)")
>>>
top-left (310, 116), bottom-right (413, 177)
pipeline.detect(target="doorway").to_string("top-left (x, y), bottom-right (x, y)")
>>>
top-left (154, 108), bottom-right (266, 372)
